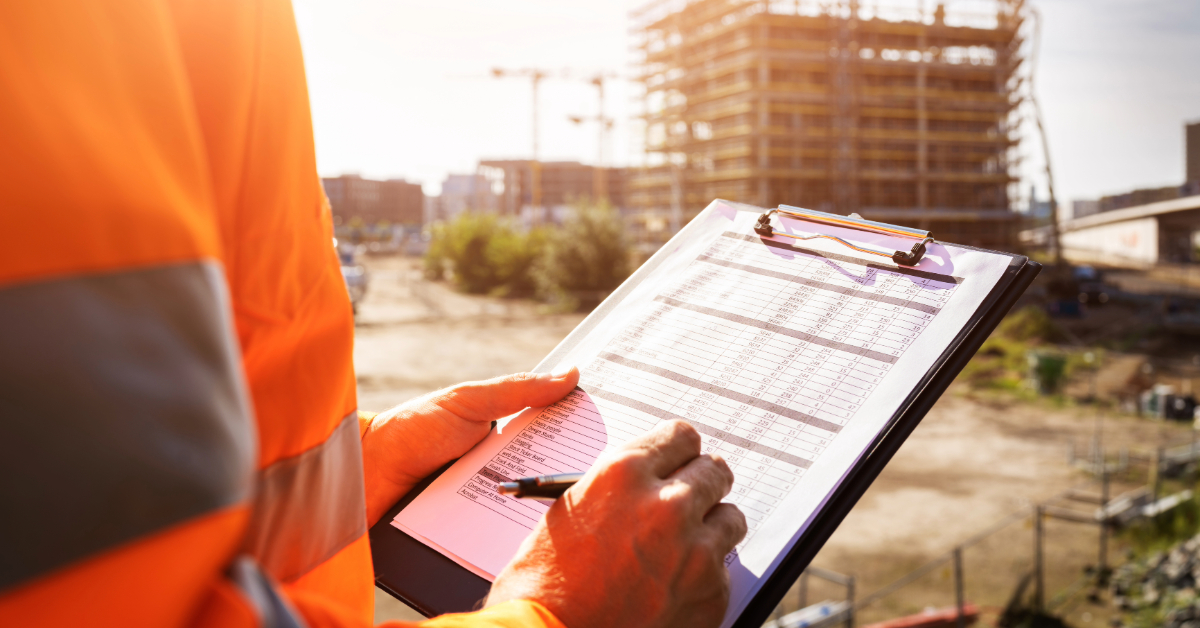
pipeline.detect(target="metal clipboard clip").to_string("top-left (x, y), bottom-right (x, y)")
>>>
top-left (753, 205), bottom-right (935, 266)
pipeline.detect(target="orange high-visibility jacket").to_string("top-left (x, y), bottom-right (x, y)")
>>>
top-left (0, 2), bottom-right (562, 627)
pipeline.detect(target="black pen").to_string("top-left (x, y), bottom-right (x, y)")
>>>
top-left (497, 472), bottom-right (585, 500)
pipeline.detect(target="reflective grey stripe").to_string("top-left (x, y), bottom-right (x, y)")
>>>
top-left (0, 262), bottom-right (255, 590)
top-left (229, 556), bottom-right (308, 628)
top-left (242, 412), bottom-right (366, 582)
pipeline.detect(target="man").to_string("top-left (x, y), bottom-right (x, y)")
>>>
top-left (0, 1), bottom-right (747, 627)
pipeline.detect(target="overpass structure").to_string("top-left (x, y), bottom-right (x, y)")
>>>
top-left (1021, 195), bottom-right (1200, 268)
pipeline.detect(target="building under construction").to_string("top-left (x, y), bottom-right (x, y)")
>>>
top-left (630, 0), bottom-right (1025, 249)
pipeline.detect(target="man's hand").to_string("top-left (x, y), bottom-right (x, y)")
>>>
top-left (487, 420), bottom-right (748, 628)
top-left (361, 367), bottom-right (579, 525)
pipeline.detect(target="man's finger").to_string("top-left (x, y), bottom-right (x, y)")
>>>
top-left (430, 366), bottom-right (580, 423)
top-left (625, 419), bottom-right (702, 478)
top-left (667, 453), bottom-right (735, 516)
top-left (704, 503), bottom-right (748, 555)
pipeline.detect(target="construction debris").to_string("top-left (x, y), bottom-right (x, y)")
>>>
top-left (1110, 533), bottom-right (1200, 627)
top-left (762, 600), bottom-right (851, 628)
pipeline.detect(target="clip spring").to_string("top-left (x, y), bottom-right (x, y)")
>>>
top-left (753, 207), bottom-right (934, 266)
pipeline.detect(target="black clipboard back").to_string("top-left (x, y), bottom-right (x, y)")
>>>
top-left (370, 459), bottom-right (492, 616)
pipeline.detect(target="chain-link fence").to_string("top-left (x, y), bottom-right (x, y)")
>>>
top-left (763, 438), bottom-right (1200, 628)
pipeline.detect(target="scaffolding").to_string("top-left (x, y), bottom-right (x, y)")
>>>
top-left (630, 0), bottom-right (1025, 249)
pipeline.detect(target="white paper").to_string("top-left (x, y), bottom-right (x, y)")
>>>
top-left (393, 201), bottom-right (1012, 626)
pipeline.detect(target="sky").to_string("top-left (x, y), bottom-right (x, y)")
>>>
top-left (293, 0), bottom-right (1200, 205)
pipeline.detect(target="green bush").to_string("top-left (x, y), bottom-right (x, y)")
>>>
top-left (993, 305), bottom-right (1065, 343)
top-left (488, 226), bottom-right (546, 297)
top-left (423, 213), bottom-right (546, 296)
top-left (536, 202), bottom-right (632, 310)
top-left (423, 224), bottom-right (447, 280)
top-left (1123, 496), bottom-right (1200, 555)
top-left (958, 306), bottom-right (1067, 391)
top-left (423, 203), bottom-right (633, 306)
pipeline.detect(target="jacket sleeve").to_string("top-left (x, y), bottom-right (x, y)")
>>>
top-left (0, 1), bottom-right (259, 625)
top-left (167, 1), bottom-right (570, 627)
top-left (284, 584), bottom-right (566, 628)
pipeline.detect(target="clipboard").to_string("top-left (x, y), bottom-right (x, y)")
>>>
top-left (370, 200), bottom-right (1041, 621)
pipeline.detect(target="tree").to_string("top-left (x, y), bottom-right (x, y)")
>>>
top-left (536, 201), bottom-right (631, 310)
top-left (423, 212), bottom-right (546, 296)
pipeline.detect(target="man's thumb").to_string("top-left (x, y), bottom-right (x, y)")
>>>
top-left (432, 366), bottom-right (580, 423)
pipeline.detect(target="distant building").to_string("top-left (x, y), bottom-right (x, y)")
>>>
top-left (1023, 185), bottom-right (1051, 222)
top-left (1188, 120), bottom-right (1200, 188)
top-left (322, 174), bottom-right (424, 226)
top-left (434, 173), bottom-right (498, 222)
top-left (423, 195), bottom-right (439, 226)
top-left (1078, 123), bottom-right (1200, 216)
top-left (1028, 200), bottom-right (1051, 221)
top-left (1021, 121), bottom-right (1200, 264)
top-left (1070, 199), bottom-right (1100, 221)
top-left (477, 160), bottom-right (630, 221)
top-left (1099, 185), bottom-right (1187, 213)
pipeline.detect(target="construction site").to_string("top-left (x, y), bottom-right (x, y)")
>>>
top-left (628, 0), bottom-right (1024, 249)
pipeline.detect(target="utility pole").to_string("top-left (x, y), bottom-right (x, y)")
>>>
top-left (1152, 446), bottom-right (1164, 501)
top-left (1099, 464), bottom-right (1110, 584)
top-left (953, 547), bottom-right (965, 628)
top-left (588, 74), bottom-right (611, 205)
top-left (1086, 351), bottom-right (1104, 475)
top-left (492, 68), bottom-right (551, 217)
top-left (1033, 505), bottom-right (1045, 611)
top-left (569, 113), bottom-right (614, 202)
top-left (845, 575), bottom-right (855, 628)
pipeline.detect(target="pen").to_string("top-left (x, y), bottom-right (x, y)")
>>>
top-left (497, 472), bottom-right (585, 500)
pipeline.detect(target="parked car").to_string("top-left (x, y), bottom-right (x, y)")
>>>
top-left (1078, 281), bottom-right (1110, 304)
top-left (335, 239), bottom-right (368, 314)
top-left (1072, 266), bottom-right (1110, 305)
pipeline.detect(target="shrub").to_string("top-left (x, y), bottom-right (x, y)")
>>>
top-left (423, 222), bottom-right (450, 280)
top-left (423, 203), bottom-right (633, 306)
top-left (488, 226), bottom-right (546, 297)
top-left (959, 306), bottom-right (1068, 391)
top-left (993, 305), bottom-right (1065, 343)
top-left (423, 213), bottom-right (546, 296)
top-left (536, 202), bottom-right (632, 310)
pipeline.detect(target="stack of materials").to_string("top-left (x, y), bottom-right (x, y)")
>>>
top-left (1110, 533), bottom-right (1200, 627)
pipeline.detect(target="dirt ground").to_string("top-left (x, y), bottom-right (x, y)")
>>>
top-left (356, 257), bottom-right (1196, 626)
top-left (810, 390), bottom-right (1192, 626)
top-left (353, 257), bottom-right (585, 413)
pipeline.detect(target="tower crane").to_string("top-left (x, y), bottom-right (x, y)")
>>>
top-left (567, 72), bottom-right (618, 204)
top-left (491, 67), bottom-right (553, 212)
top-left (492, 68), bottom-right (622, 216)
